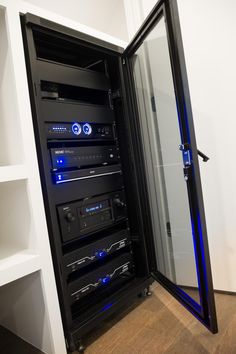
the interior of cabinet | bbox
[33,28,109,74]
[33,25,149,283]
[0,8,23,166]
[28,22,151,338]
[0,271,52,353]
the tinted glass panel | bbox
[131,16,200,304]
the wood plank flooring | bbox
[82,284,236,354]
[1,283,236,353]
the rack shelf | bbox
[0,250,40,287]
[0,165,27,183]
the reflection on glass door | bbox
[131,16,200,304]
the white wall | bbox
[124,0,236,292]
[177,0,236,293]
[25,0,129,41]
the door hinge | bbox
[151,96,156,112]
[166,221,172,237]
[122,58,126,65]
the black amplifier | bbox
[53,164,122,184]
[63,228,131,275]
[68,253,133,303]
[50,145,120,170]
[57,190,127,243]
[46,122,114,140]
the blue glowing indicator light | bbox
[100,302,114,313]
[52,126,67,132]
[56,158,65,165]
[83,123,92,135]
[96,250,107,258]
[72,123,82,135]
[102,276,111,284]
[55,174,64,184]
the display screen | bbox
[80,200,109,216]
[85,204,103,213]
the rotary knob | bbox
[113,198,125,208]
[71,123,82,135]
[83,123,92,135]
[65,211,76,222]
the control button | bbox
[72,123,82,135]
[56,174,63,182]
[83,123,92,135]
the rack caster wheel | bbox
[77,341,85,353]
[138,287,152,298]
[146,286,152,297]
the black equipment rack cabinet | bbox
[21,0,218,352]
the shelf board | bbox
[0,165,27,183]
[0,250,41,287]
[0,1,8,9]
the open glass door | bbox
[122,0,217,332]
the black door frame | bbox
[122,0,218,333]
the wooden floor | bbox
[2,283,236,353]
[81,284,236,354]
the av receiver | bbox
[63,228,131,275]
[50,145,120,170]
[68,253,134,303]
[57,190,127,242]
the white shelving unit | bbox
[0,1,66,353]
[0,165,27,182]
[0,251,40,287]
[0,1,127,353]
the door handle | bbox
[197,149,209,162]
